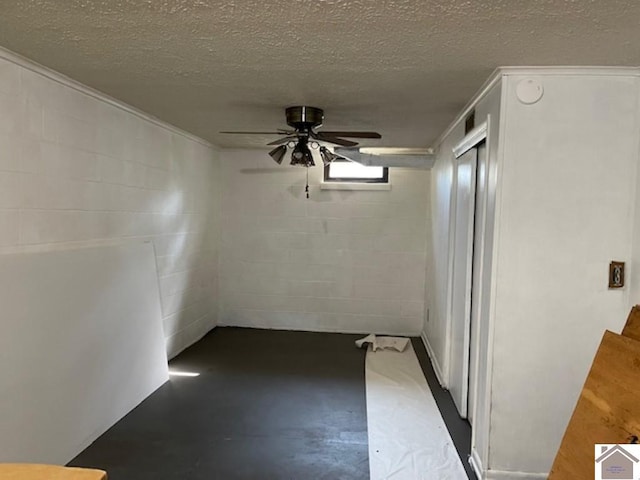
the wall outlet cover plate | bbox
[609,261,625,289]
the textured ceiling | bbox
[1,1,639,148]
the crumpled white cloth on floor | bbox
[365,342,468,480]
[355,334,410,352]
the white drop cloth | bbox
[365,342,468,480]
[355,334,410,352]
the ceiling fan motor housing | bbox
[286,106,324,131]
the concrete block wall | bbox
[218,149,429,335]
[0,53,220,358]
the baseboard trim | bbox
[485,470,547,479]
[216,321,420,338]
[167,325,217,360]
[420,331,447,388]
[468,448,547,480]
[469,448,483,479]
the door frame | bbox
[448,147,477,418]
[445,121,488,419]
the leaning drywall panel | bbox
[488,73,640,475]
[0,51,220,360]
[0,242,169,464]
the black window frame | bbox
[323,160,389,184]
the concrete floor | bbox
[412,338,474,479]
[70,328,472,479]
[69,328,369,479]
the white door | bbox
[449,148,477,418]
[467,142,486,425]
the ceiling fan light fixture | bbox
[223,106,382,165]
[269,145,287,164]
[291,140,315,166]
[319,146,343,166]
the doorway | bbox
[449,126,487,422]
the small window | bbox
[324,160,389,183]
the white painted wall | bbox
[466,83,503,474]
[422,79,503,477]
[423,69,640,479]
[219,149,429,335]
[0,51,221,358]
[488,72,640,476]
[0,242,168,464]
[423,121,462,381]
[422,81,502,395]
[629,108,640,302]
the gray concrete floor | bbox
[70,328,472,479]
[412,338,474,479]
[69,328,369,479]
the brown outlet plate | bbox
[609,261,625,289]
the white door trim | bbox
[454,122,488,159]
[448,147,478,417]
[467,112,498,474]
[446,120,490,418]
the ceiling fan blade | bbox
[313,132,359,147]
[267,136,298,146]
[219,130,294,135]
[319,131,382,139]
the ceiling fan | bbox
[221,106,382,167]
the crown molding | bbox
[433,66,640,149]
[0,46,212,148]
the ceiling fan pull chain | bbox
[305,167,310,199]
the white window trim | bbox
[320,182,391,191]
